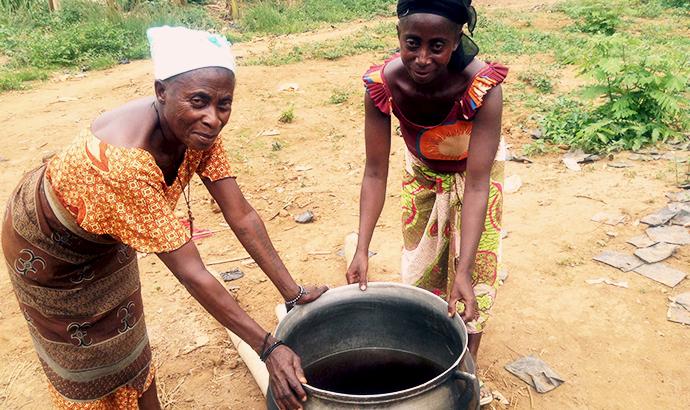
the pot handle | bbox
[453,370,479,410]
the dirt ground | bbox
[1,2,689,409]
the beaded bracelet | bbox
[284,284,306,309]
[260,340,285,362]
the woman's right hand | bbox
[345,250,369,291]
[265,344,308,410]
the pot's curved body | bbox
[267,283,480,409]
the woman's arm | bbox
[345,93,392,290]
[204,177,326,303]
[157,243,313,410]
[447,85,503,320]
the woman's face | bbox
[156,67,235,151]
[398,13,460,85]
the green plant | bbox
[0,67,48,91]
[517,70,555,93]
[329,89,351,104]
[522,139,558,156]
[0,0,219,90]
[541,34,689,152]
[559,0,622,35]
[279,106,295,123]
[271,141,283,151]
[238,0,394,35]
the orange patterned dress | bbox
[2,131,233,409]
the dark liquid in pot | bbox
[304,349,447,395]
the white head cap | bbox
[147,26,236,80]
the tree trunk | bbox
[227,0,240,20]
[47,0,60,11]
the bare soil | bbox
[1,2,689,409]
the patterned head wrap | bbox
[147,26,236,80]
[396,0,479,70]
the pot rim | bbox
[279,282,469,405]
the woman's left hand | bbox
[447,273,478,323]
[286,285,328,311]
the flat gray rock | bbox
[627,235,657,248]
[593,251,644,272]
[646,226,690,245]
[672,292,690,309]
[671,209,690,227]
[666,191,690,203]
[667,293,690,325]
[607,162,632,168]
[591,212,627,226]
[505,356,565,393]
[633,242,678,264]
[633,263,687,288]
[640,206,680,226]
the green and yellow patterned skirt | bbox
[401,150,504,333]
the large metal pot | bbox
[267,282,479,409]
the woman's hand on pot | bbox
[266,345,308,410]
[294,285,329,306]
[447,273,479,323]
[345,250,369,291]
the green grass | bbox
[328,89,351,104]
[238,0,395,35]
[0,0,219,89]
[0,67,49,91]
[244,24,396,66]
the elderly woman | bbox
[1,27,324,410]
[345,0,507,404]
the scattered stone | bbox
[633,242,678,264]
[645,225,690,245]
[605,231,617,238]
[640,206,680,226]
[633,263,687,288]
[591,212,627,226]
[492,390,510,405]
[629,153,661,161]
[504,175,522,194]
[181,334,210,355]
[505,356,565,393]
[607,162,632,168]
[118,58,130,65]
[593,250,644,272]
[585,277,629,288]
[295,165,313,172]
[220,268,244,282]
[501,229,509,239]
[257,129,280,137]
[498,269,509,283]
[668,299,690,325]
[529,128,543,139]
[295,210,314,224]
[506,150,533,164]
[627,235,657,249]
[277,82,300,92]
[671,208,690,227]
[0,156,8,162]
[562,154,582,171]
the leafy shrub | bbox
[541,34,689,152]
[559,0,622,35]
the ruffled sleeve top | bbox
[363,56,508,173]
